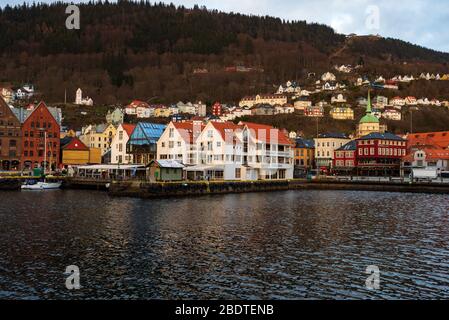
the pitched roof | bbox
[403,148,449,162]
[336,140,357,151]
[61,137,89,151]
[172,121,205,143]
[121,123,136,137]
[407,131,449,150]
[129,122,166,145]
[210,121,243,141]
[151,160,185,168]
[241,122,293,145]
[16,101,62,126]
[318,133,348,139]
[358,132,405,141]
[295,138,315,149]
[127,100,149,109]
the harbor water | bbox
[0,189,448,299]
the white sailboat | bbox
[22,132,62,190]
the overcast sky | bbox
[2,0,449,53]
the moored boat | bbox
[21,181,62,190]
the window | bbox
[169,141,174,148]
[169,128,174,138]
[119,131,123,140]
[235,168,241,179]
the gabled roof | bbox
[317,133,348,139]
[295,138,315,149]
[210,121,243,141]
[127,100,150,109]
[129,122,166,145]
[61,137,89,151]
[241,122,292,145]
[403,148,449,162]
[172,121,205,143]
[407,131,449,149]
[358,132,405,141]
[150,160,185,168]
[121,123,136,137]
[336,140,357,151]
[14,101,62,126]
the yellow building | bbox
[293,138,315,176]
[80,123,117,156]
[61,137,101,166]
[239,94,288,108]
[154,107,172,118]
[330,106,354,120]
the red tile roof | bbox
[173,121,205,143]
[403,147,449,162]
[121,124,136,137]
[127,100,149,109]
[407,131,449,150]
[240,122,293,145]
[210,122,243,141]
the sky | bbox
[2,0,449,53]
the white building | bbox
[111,124,136,164]
[159,121,294,180]
[321,72,336,82]
[157,121,205,166]
[75,88,94,106]
[331,94,347,104]
[382,109,402,121]
[239,94,288,108]
[314,133,351,169]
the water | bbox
[0,189,448,299]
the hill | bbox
[1,1,449,106]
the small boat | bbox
[21,181,62,190]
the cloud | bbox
[3,0,449,52]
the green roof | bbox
[359,114,379,123]
[359,91,379,124]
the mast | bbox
[44,132,47,175]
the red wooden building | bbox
[0,97,22,170]
[212,102,222,116]
[333,140,357,174]
[21,102,60,170]
[356,132,407,176]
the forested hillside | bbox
[0,1,448,105]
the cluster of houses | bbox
[1,92,448,181]
[0,84,36,104]
[123,100,207,119]
[294,94,449,178]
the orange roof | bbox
[210,121,243,141]
[127,100,149,108]
[407,131,449,150]
[173,121,205,143]
[121,123,136,137]
[240,122,293,145]
[403,147,449,162]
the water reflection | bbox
[0,190,448,299]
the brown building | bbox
[21,102,60,170]
[0,98,22,170]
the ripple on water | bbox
[0,189,448,299]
